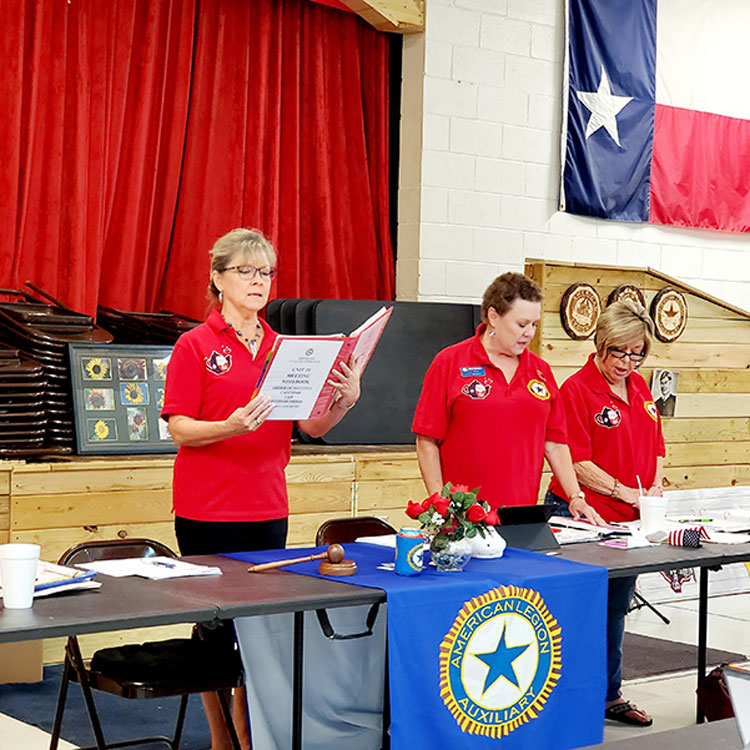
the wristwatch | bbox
[568,491,586,502]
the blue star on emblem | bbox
[473,623,531,695]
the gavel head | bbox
[327,544,345,564]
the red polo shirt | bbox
[162,310,292,522]
[412,326,567,510]
[549,354,666,523]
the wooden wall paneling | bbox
[542,314,750,345]
[662,464,750,491]
[355,453,420,481]
[287,482,354,514]
[356,479,426,511]
[542,339,750,370]
[287,511,353,547]
[10,489,172,531]
[647,370,750,393]
[665,442,750,467]
[12,461,174,496]
[662,417,750,443]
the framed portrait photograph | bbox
[651,369,679,418]
[69,344,177,455]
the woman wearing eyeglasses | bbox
[546,299,665,728]
[162,227,360,750]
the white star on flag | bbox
[576,67,633,147]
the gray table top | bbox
[580,718,741,749]
[0,555,385,643]
[556,540,750,577]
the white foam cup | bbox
[639,496,668,535]
[0,543,41,609]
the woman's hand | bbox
[328,359,361,410]
[569,496,608,527]
[224,395,274,437]
[296,356,363,438]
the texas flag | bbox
[561,0,750,233]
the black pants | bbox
[174,516,288,556]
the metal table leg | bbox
[293,611,304,750]
[696,566,708,724]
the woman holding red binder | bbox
[161,227,360,750]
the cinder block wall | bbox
[396,0,750,310]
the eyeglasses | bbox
[221,265,277,280]
[607,347,645,365]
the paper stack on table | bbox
[0,560,101,599]
[77,556,222,580]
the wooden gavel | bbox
[247,543,345,573]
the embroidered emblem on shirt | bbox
[644,400,659,422]
[205,348,232,375]
[594,406,621,428]
[462,377,492,400]
[460,366,486,377]
[527,379,550,400]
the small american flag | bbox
[667,526,710,548]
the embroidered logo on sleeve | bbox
[462,377,492,400]
[205,348,232,375]
[527,379,550,400]
[644,400,659,422]
[594,406,621,428]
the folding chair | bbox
[49,538,243,750]
[315,515,396,545]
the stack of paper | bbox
[77,556,222,580]
[0,560,101,599]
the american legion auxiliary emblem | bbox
[439,585,561,738]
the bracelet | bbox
[568,491,585,502]
[610,478,620,498]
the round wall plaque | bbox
[607,284,646,309]
[650,287,688,342]
[560,283,602,340]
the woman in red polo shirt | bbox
[412,272,602,521]
[162,227,361,750]
[546,299,665,728]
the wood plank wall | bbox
[526,259,750,494]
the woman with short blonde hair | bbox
[546,299,664,728]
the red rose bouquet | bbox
[406,482,498,553]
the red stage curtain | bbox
[1,0,394,319]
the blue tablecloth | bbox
[228,544,607,750]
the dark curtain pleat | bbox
[1,0,393,318]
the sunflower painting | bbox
[120,382,150,406]
[84,388,115,411]
[152,356,170,381]
[117,358,147,380]
[87,418,117,441]
[82,357,112,381]
[127,408,148,441]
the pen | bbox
[148,560,176,568]
[678,518,712,523]
[250,347,275,400]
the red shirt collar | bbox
[580,352,636,402]
[470,323,532,375]
[206,309,277,358]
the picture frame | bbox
[69,343,176,455]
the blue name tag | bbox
[460,366,485,377]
